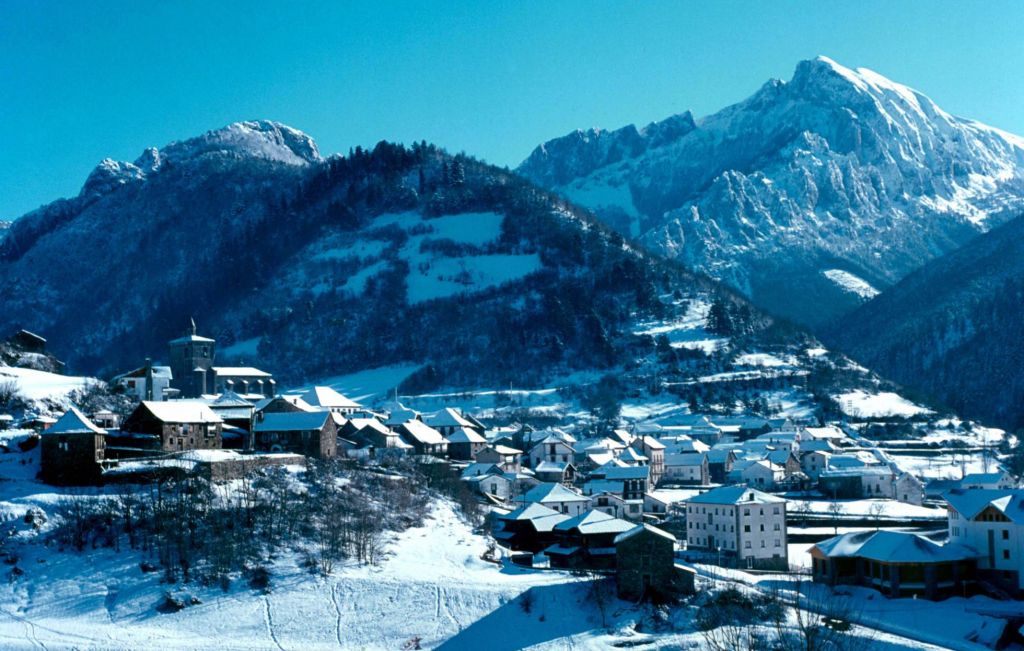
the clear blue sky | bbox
[2,1,1023,220]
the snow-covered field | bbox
[0,365,96,404]
[822,269,880,299]
[833,389,931,418]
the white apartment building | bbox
[684,485,788,570]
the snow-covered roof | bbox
[522,482,589,504]
[534,461,572,474]
[113,365,173,380]
[253,411,330,432]
[499,502,561,521]
[399,420,446,445]
[618,447,647,463]
[209,390,255,408]
[944,489,1024,523]
[554,509,634,535]
[445,427,486,444]
[140,401,222,424]
[299,386,361,409]
[614,523,677,545]
[424,407,475,429]
[212,367,272,378]
[602,465,650,481]
[168,334,215,345]
[45,406,105,435]
[462,463,503,478]
[665,452,706,467]
[803,426,846,440]
[253,395,316,413]
[350,418,392,436]
[685,485,786,506]
[491,444,522,455]
[962,472,1009,484]
[814,530,981,564]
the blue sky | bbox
[2,1,1023,219]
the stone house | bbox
[615,524,692,601]
[120,401,223,453]
[40,406,106,485]
[445,426,488,461]
[252,411,337,459]
[396,420,448,457]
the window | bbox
[760,540,766,548]
[745,541,751,549]
[1003,530,1010,540]
[774,523,780,531]
[1004,550,1011,560]
[744,508,750,516]
[773,507,780,514]
[775,539,781,547]
[759,524,765,532]
[744,525,751,533]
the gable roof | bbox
[554,509,634,535]
[299,386,361,409]
[522,482,589,504]
[212,367,272,378]
[253,411,331,432]
[46,406,105,435]
[944,489,1024,523]
[462,463,503,478]
[209,390,255,408]
[424,407,475,429]
[253,395,316,412]
[615,523,677,545]
[168,333,215,345]
[445,427,486,444]
[398,419,446,445]
[138,401,222,424]
[665,452,707,466]
[685,484,786,506]
[114,365,173,380]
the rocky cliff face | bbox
[520,57,1024,326]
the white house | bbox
[530,435,575,468]
[732,459,785,490]
[945,489,1024,594]
[298,386,362,416]
[684,485,788,570]
[518,482,590,517]
[663,452,709,485]
[113,365,173,401]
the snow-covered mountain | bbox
[0,120,795,394]
[519,57,1024,326]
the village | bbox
[1,322,1022,648]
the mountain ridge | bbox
[518,56,1024,327]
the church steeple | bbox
[190,317,197,336]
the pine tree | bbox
[450,159,465,186]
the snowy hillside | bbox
[519,56,1024,327]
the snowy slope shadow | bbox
[437,581,602,650]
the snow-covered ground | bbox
[822,269,880,299]
[833,389,931,418]
[787,498,944,520]
[0,365,96,405]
